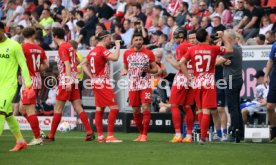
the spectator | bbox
[122,19,134,47]
[232,0,249,27]
[241,70,268,123]
[62,0,74,11]
[94,0,115,20]
[148,15,160,35]
[43,0,52,10]
[158,16,170,37]
[43,24,52,45]
[34,0,44,17]
[133,3,147,25]
[201,16,212,34]
[211,16,226,35]
[75,20,87,49]
[11,25,23,43]
[167,16,178,41]
[18,11,32,28]
[35,36,52,50]
[259,15,273,35]
[36,9,54,36]
[147,30,163,50]
[197,0,209,18]
[52,0,64,22]
[145,2,154,29]
[111,33,126,49]
[133,19,149,45]
[246,34,266,45]
[114,23,124,36]
[24,0,37,13]
[124,4,135,21]
[185,15,201,31]
[235,0,264,41]
[210,0,233,28]
[83,6,99,46]
[6,0,24,26]
[95,23,106,36]
[265,30,275,45]
[235,32,246,45]
[175,2,189,27]
[64,24,71,42]
[89,35,98,50]
[153,5,164,17]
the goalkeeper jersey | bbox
[0,38,31,89]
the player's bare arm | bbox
[64,60,72,92]
[120,64,128,76]
[178,57,190,80]
[107,40,121,61]
[144,62,158,74]
[39,59,50,72]
[264,59,273,84]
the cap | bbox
[254,70,265,78]
[152,30,163,36]
[113,11,124,17]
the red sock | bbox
[197,112,203,126]
[201,114,210,141]
[23,113,29,121]
[28,114,40,139]
[48,113,62,138]
[107,109,119,136]
[171,106,181,133]
[95,111,103,136]
[142,111,151,136]
[79,111,93,135]
[184,107,194,134]
[133,113,143,134]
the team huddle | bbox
[1,19,274,152]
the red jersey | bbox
[124,47,155,91]
[56,42,78,85]
[184,44,226,87]
[86,46,112,83]
[173,41,193,87]
[22,43,47,89]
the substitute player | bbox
[81,31,122,143]
[121,32,158,142]
[180,29,233,144]
[0,21,33,151]
[264,41,276,141]
[19,27,49,146]
[165,27,194,143]
[43,28,93,142]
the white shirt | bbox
[259,24,273,35]
[122,28,134,46]
[255,84,269,100]
[14,5,24,23]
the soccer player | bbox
[0,21,33,151]
[264,41,276,141]
[43,28,94,142]
[19,27,49,145]
[165,27,194,143]
[180,29,233,144]
[121,32,158,142]
[81,31,122,143]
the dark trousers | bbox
[225,78,244,137]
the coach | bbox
[216,30,244,142]
[264,42,276,141]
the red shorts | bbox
[56,84,80,101]
[93,84,117,107]
[129,88,152,107]
[21,89,39,105]
[194,87,217,109]
[169,86,194,106]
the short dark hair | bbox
[96,30,110,41]
[75,10,83,18]
[24,11,31,16]
[96,23,106,30]
[87,6,96,13]
[0,21,5,30]
[196,28,208,42]
[257,34,266,41]
[22,27,36,38]
[245,0,255,6]
[69,40,78,50]
[168,16,176,22]
[181,2,189,8]
[173,27,187,40]
[188,30,197,35]
[43,0,52,6]
[112,33,122,41]
[17,25,24,30]
[134,4,142,10]
[76,20,85,28]
[132,32,143,40]
[52,27,65,39]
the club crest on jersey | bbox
[6,48,10,52]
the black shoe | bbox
[84,132,95,142]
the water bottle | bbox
[209,126,213,142]
[253,119,258,128]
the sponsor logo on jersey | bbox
[0,54,10,58]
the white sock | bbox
[175,133,181,137]
[98,135,104,139]
[186,134,192,138]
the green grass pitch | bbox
[0,131,275,165]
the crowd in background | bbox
[0,0,275,51]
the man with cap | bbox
[241,70,269,123]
